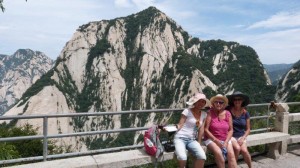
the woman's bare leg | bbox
[207,143,225,168]
[240,143,252,168]
[231,138,241,160]
[178,160,186,168]
[194,159,205,168]
[227,143,237,168]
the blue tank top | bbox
[232,111,250,138]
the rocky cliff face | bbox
[276,60,300,101]
[0,49,53,115]
[3,7,272,151]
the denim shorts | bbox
[174,137,206,160]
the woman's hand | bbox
[238,137,245,146]
[222,141,228,149]
[214,139,223,148]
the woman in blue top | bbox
[227,91,252,168]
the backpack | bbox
[144,125,164,159]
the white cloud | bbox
[232,24,246,29]
[178,11,197,19]
[0,25,9,30]
[230,28,300,64]
[114,0,156,9]
[115,0,132,8]
[248,12,300,29]
[132,0,156,9]
[1,0,299,64]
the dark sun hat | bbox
[227,91,250,107]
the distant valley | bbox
[264,63,293,85]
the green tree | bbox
[0,122,57,160]
[0,0,4,12]
[1,0,27,12]
[0,143,19,160]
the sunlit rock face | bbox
[0,49,53,115]
[276,60,300,102]
[3,7,272,152]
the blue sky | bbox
[1,0,300,64]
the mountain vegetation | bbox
[0,122,58,162]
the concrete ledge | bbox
[247,132,290,160]
[247,132,290,146]
[289,113,300,122]
[6,156,98,168]
[94,149,174,168]
[287,134,300,144]
[7,133,291,168]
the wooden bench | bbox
[247,132,290,159]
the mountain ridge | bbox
[0,49,53,115]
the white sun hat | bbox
[186,93,210,107]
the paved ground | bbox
[238,144,300,168]
[6,144,300,168]
[205,144,300,168]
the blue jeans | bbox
[174,137,206,160]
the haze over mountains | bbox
[1,7,299,151]
[264,63,293,85]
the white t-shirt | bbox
[175,108,207,139]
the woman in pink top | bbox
[204,94,237,168]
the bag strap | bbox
[153,125,164,168]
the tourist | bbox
[204,94,237,168]
[227,91,252,168]
[174,93,210,168]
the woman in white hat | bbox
[227,91,252,168]
[174,93,210,168]
[204,94,237,168]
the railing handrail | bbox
[0,108,184,120]
[1,101,299,120]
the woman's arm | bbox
[244,118,251,137]
[204,113,217,140]
[176,114,187,130]
[198,119,205,143]
[238,117,251,145]
[224,113,233,148]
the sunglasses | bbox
[234,98,243,101]
[214,101,224,105]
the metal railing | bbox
[0,102,299,165]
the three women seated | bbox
[174,91,252,168]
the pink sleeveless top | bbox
[206,109,231,141]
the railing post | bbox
[274,103,289,155]
[43,117,48,161]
